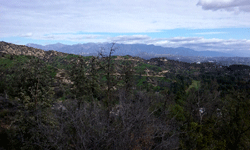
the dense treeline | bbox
[1,46,250,149]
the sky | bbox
[1,0,250,53]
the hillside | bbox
[0,41,68,60]
[0,42,250,149]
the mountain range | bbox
[26,43,239,58]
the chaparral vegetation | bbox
[1,42,250,149]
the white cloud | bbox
[39,34,100,40]
[167,37,203,42]
[197,0,250,12]
[109,35,151,44]
[1,0,250,38]
[37,33,106,43]
[19,32,33,37]
[156,37,250,52]
[107,35,250,53]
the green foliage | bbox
[46,64,57,78]
[65,54,80,60]
[124,55,129,59]
[2,46,250,149]
[1,57,55,149]
[120,60,135,96]
[159,77,171,83]
[5,59,54,100]
[83,56,93,60]
[70,57,89,107]
[135,63,162,74]
[186,80,200,93]
[137,76,147,87]
[0,58,15,68]
[101,76,107,81]
[218,90,250,149]
[69,56,102,107]
[169,104,185,121]
[0,54,33,70]
[15,54,32,63]
[153,86,161,92]
[111,55,117,59]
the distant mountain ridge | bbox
[26,43,66,51]
[26,43,235,58]
[1,41,250,66]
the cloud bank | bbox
[109,35,250,53]
[1,0,250,38]
[197,0,250,12]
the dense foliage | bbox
[1,47,250,149]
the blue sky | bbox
[1,0,250,53]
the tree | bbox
[98,43,120,117]
[219,89,250,149]
[120,60,135,98]
[4,57,55,149]
[70,56,89,108]
[5,58,54,110]
[180,80,222,149]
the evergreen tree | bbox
[219,89,250,149]
[4,58,55,149]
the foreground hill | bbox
[0,42,250,149]
[0,41,68,60]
